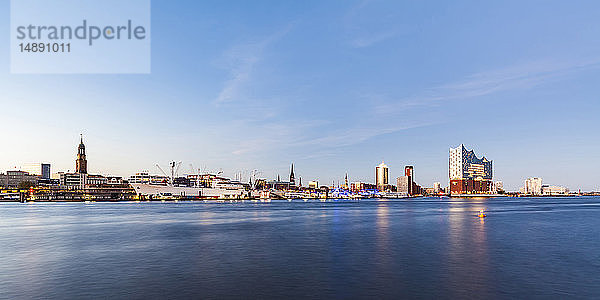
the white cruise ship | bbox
[129,162,247,199]
[130,183,246,199]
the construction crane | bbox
[155,161,182,185]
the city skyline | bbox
[2,1,600,191]
[0,136,585,193]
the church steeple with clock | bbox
[76,134,88,174]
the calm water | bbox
[0,197,599,299]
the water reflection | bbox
[0,198,599,298]
[373,202,394,295]
[446,200,490,298]
[375,202,390,252]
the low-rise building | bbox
[106,176,124,185]
[60,172,87,189]
[87,174,108,186]
[350,182,377,192]
[397,176,410,194]
[494,181,504,193]
[0,171,39,188]
[542,185,569,195]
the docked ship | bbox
[129,162,248,200]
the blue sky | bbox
[1,0,600,191]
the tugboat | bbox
[478,210,487,218]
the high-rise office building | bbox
[449,144,493,194]
[23,163,51,179]
[41,164,50,179]
[375,162,389,191]
[405,166,414,177]
[405,166,414,195]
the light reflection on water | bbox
[0,197,599,299]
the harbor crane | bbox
[155,161,182,185]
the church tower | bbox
[76,134,88,174]
[289,163,295,185]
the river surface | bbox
[0,197,599,299]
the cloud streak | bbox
[374,56,600,115]
[350,30,398,48]
[291,122,435,149]
[343,0,402,48]
[214,25,294,105]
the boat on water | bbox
[0,192,20,201]
[379,191,409,199]
[130,183,245,199]
[129,162,247,200]
[478,210,487,218]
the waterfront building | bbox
[0,171,39,188]
[405,166,414,176]
[412,184,423,195]
[449,144,492,181]
[23,163,51,179]
[106,176,124,185]
[350,181,377,192]
[263,164,298,191]
[449,144,493,194]
[58,136,111,189]
[76,135,88,174]
[521,178,568,196]
[396,166,423,196]
[433,182,442,193]
[523,177,543,195]
[494,181,504,193]
[397,176,410,195]
[375,162,389,191]
[60,172,87,189]
[542,185,569,195]
[405,166,414,195]
[266,179,292,190]
[87,174,108,186]
[308,181,319,189]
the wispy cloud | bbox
[295,123,431,148]
[229,119,329,156]
[350,30,398,48]
[343,0,401,48]
[228,121,436,163]
[374,56,600,115]
[214,25,294,105]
